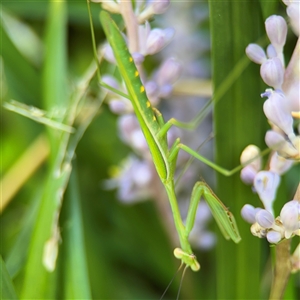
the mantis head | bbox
[173,248,200,272]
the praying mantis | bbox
[88,5,243,271]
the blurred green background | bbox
[1,0,299,299]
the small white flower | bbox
[265,15,288,54]
[152,0,170,14]
[286,3,300,36]
[108,98,132,114]
[155,57,182,86]
[146,29,166,55]
[245,43,267,64]
[240,144,261,171]
[253,171,281,213]
[118,115,140,144]
[280,200,300,238]
[266,44,277,58]
[138,0,170,23]
[266,230,282,243]
[103,43,116,64]
[256,209,275,228]
[262,89,294,137]
[265,130,299,159]
[240,165,257,185]
[241,204,260,224]
[104,156,154,203]
[140,26,175,56]
[269,152,294,175]
[118,115,150,155]
[260,57,284,89]
[131,52,145,65]
[102,74,120,92]
[131,130,149,152]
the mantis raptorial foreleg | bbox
[184,182,240,242]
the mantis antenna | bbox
[159,263,184,300]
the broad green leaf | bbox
[19,2,68,298]
[1,256,19,300]
[0,13,41,104]
[60,166,92,299]
[209,2,269,299]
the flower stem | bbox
[120,0,139,53]
[269,239,291,300]
[269,184,300,299]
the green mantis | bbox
[88,6,242,271]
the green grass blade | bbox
[0,13,41,104]
[209,2,269,299]
[1,256,19,300]
[19,1,68,298]
[5,194,40,279]
[61,165,92,299]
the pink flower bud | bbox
[245,44,267,64]
[103,43,116,64]
[146,29,165,55]
[145,81,158,97]
[144,81,160,105]
[287,3,300,36]
[114,157,154,203]
[240,165,257,185]
[138,22,151,55]
[156,57,182,86]
[265,15,288,53]
[265,130,285,149]
[280,200,300,238]
[158,84,173,98]
[269,152,294,175]
[266,44,277,58]
[118,115,140,144]
[256,209,275,228]
[152,0,170,14]
[265,130,299,159]
[102,75,120,92]
[131,52,145,65]
[108,99,132,114]
[240,144,261,171]
[131,129,148,152]
[241,204,258,224]
[146,27,175,55]
[253,171,280,213]
[132,160,152,186]
[262,90,294,136]
[138,1,170,23]
[266,230,282,243]
[260,57,284,89]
